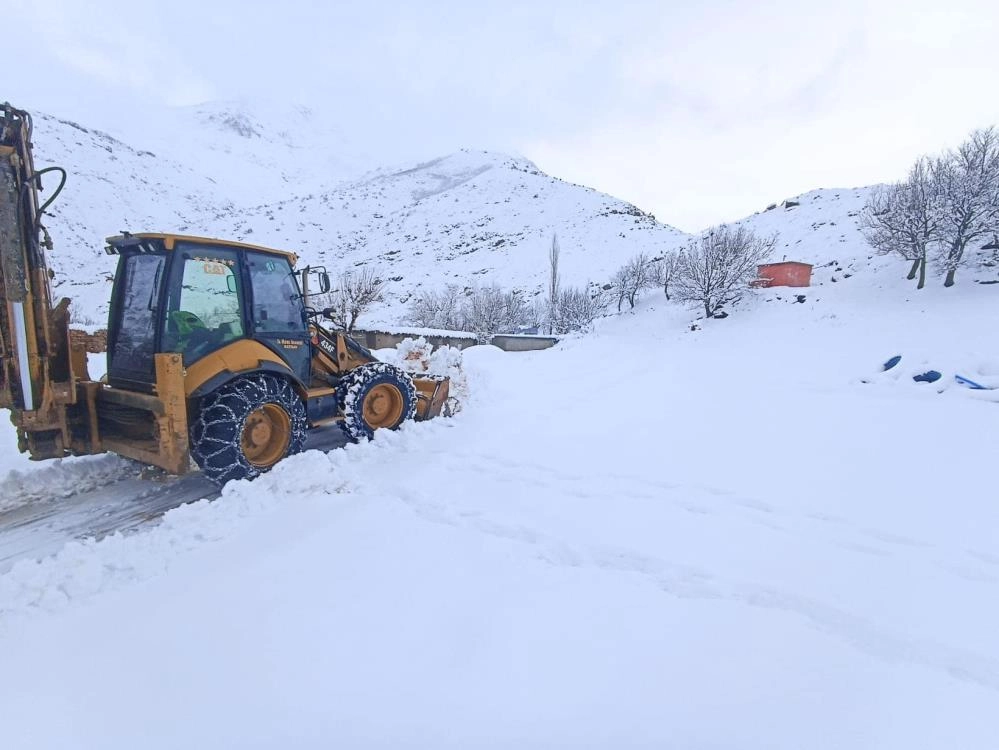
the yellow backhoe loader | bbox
[0,103,450,484]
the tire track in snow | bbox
[0,429,350,575]
[458,451,999,582]
[389,466,999,693]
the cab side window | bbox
[162,250,244,360]
[108,252,165,385]
[246,252,304,334]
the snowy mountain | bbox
[32,111,226,324]
[31,101,999,332]
[30,103,688,326]
[131,100,376,203]
[211,149,690,323]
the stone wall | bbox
[69,329,108,353]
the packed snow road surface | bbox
[0,428,349,574]
[1,281,998,748]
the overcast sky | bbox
[6,0,999,231]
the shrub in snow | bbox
[461,284,530,341]
[406,284,529,340]
[407,284,464,330]
[550,286,607,334]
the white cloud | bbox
[6,0,999,229]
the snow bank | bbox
[0,455,139,514]
[0,353,116,508]
[374,337,470,403]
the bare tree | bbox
[552,286,607,333]
[860,157,943,289]
[320,268,385,332]
[648,252,680,300]
[613,253,653,311]
[673,225,776,318]
[547,233,560,335]
[460,284,530,340]
[527,296,548,332]
[407,284,463,330]
[933,127,999,286]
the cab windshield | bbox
[162,244,245,363]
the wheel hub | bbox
[241,403,292,468]
[362,383,404,428]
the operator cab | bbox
[105,233,311,391]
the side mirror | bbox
[298,265,331,298]
[226,274,238,293]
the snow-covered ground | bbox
[4,100,999,748]
[0,354,111,491]
[2,255,998,747]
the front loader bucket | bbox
[412,374,451,420]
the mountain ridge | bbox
[26,101,888,327]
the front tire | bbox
[190,373,307,484]
[338,363,417,441]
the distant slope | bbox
[721,186,908,296]
[127,100,375,205]
[726,188,874,264]
[211,149,691,323]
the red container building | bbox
[754,261,812,288]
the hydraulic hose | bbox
[33,166,67,218]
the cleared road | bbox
[0,428,349,573]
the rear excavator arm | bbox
[0,103,87,457]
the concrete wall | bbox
[69,327,558,355]
[353,329,559,353]
[352,329,479,351]
[488,334,559,352]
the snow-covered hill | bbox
[125,100,376,204]
[731,188,874,264]
[30,103,688,326]
[211,149,690,322]
[32,111,227,323]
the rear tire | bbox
[338,363,417,441]
[190,373,307,484]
